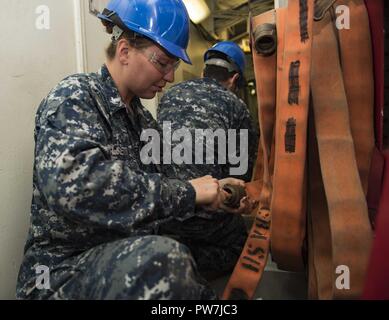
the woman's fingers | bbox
[191,175,258,215]
[190,175,220,206]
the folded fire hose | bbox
[223,0,377,300]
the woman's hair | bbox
[102,21,153,60]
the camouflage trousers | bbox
[22,212,246,300]
[158,212,248,281]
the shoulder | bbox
[209,84,247,112]
[47,73,98,104]
[163,78,208,97]
[40,73,99,113]
[35,73,105,130]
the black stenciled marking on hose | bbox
[288,61,301,105]
[300,0,309,42]
[242,263,260,273]
[247,247,265,256]
[229,288,249,300]
[285,118,297,153]
[255,217,270,229]
[243,256,261,266]
[250,230,267,240]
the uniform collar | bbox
[97,65,149,127]
[201,77,228,91]
[97,64,128,115]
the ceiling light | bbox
[182,0,211,24]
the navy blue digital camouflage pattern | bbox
[157,77,259,182]
[16,65,246,300]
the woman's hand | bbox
[189,176,258,214]
[189,176,221,208]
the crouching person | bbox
[16,0,253,300]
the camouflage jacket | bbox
[19,65,197,283]
[157,77,258,182]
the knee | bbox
[142,236,194,273]
[132,236,212,299]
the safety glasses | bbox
[141,50,181,75]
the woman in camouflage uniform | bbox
[16,0,251,300]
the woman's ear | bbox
[117,39,130,65]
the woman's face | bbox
[125,44,179,99]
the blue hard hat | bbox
[98,0,191,64]
[204,41,246,75]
